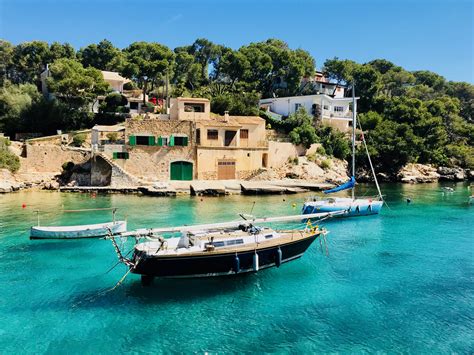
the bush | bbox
[0,149,20,173]
[316,146,326,155]
[62,161,75,171]
[287,156,299,165]
[320,159,331,170]
[123,82,137,90]
[72,133,86,147]
[106,132,118,142]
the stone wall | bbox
[123,118,196,181]
[268,141,300,168]
[21,144,90,174]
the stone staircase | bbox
[95,152,143,187]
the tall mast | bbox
[351,82,356,200]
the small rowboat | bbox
[30,220,127,239]
[30,207,126,239]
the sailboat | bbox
[108,211,343,285]
[302,83,383,217]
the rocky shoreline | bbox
[1,161,472,195]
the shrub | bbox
[287,156,299,165]
[316,146,326,155]
[123,82,137,90]
[306,153,317,162]
[106,132,118,142]
[320,159,331,170]
[0,149,20,173]
[62,161,75,171]
[72,133,86,147]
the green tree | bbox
[11,41,51,86]
[286,108,318,148]
[0,82,41,136]
[78,39,123,71]
[47,58,110,107]
[122,42,174,104]
[49,42,76,62]
[0,40,14,85]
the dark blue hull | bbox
[131,234,318,279]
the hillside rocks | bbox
[437,166,466,181]
[397,164,440,183]
[249,155,349,184]
[0,169,21,193]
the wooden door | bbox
[217,160,236,180]
[170,161,193,180]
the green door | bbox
[170,161,193,180]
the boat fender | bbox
[355,205,360,213]
[234,255,240,273]
[368,204,372,212]
[276,247,282,268]
[253,252,259,272]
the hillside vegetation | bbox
[0,39,472,174]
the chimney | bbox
[224,110,229,122]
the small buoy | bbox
[253,252,259,272]
[200,198,203,202]
[234,255,240,273]
[283,198,286,202]
[21,203,26,209]
[275,247,282,268]
[406,198,411,204]
[292,203,296,208]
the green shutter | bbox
[124,152,129,159]
[129,136,136,146]
[112,152,117,159]
[183,136,188,146]
[157,137,163,146]
[169,135,175,147]
[148,136,155,146]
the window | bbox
[130,102,139,110]
[334,106,344,112]
[240,129,249,139]
[196,129,201,145]
[136,136,155,145]
[207,130,218,140]
[113,152,129,159]
[295,103,302,111]
[173,136,188,146]
[184,103,205,112]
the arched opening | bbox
[170,161,193,180]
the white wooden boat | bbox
[30,220,127,239]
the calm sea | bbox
[0,183,472,353]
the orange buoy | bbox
[21,203,26,208]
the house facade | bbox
[259,94,356,132]
[92,97,269,183]
[300,71,345,98]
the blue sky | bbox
[0,0,472,83]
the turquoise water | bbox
[0,183,472,353]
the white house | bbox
[301,71,345,98]
[259,94,357,132]
[40,67,148,114]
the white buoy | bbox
[253,252,259,272]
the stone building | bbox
[92,97,269,183]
